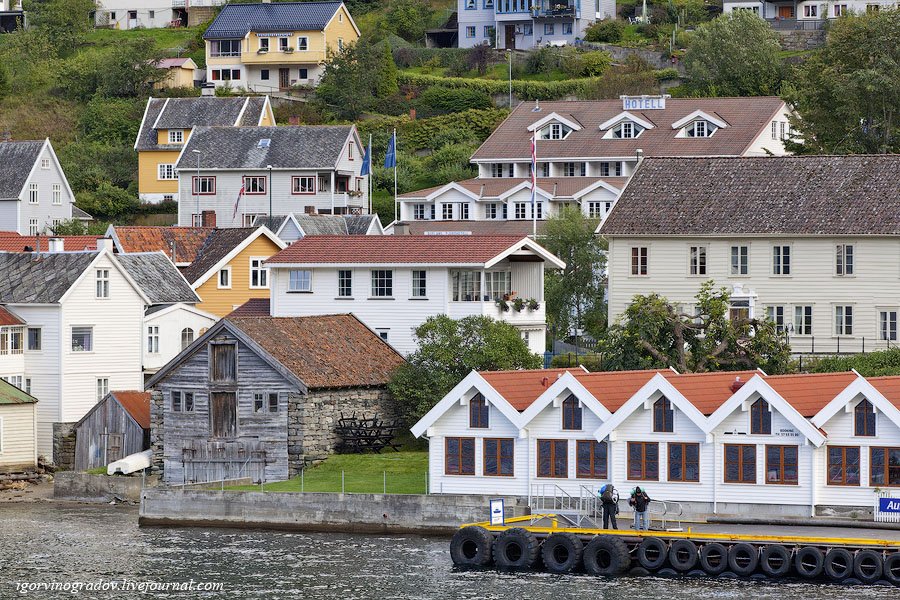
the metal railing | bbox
[766,18,826,30]
[530,483,601,527]
[648,499,684,531]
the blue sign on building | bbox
[879,497,900,513]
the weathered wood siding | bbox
[74,396,148,471]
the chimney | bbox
[636,149,644,163]
[393,222,409,235]
[201,210,217,228]
[304,205,317,215]
[288,116,301,126]
[48,238,64,253]
[201,83,216,97]
[730,376,745,393]
[96,238,114,252]
[409,108,416,121]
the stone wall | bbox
[776,29,826,51]
[149,390,165,473]
[287,387,394,476]
[54,471,151,503]
[52,422,76,470]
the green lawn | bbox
[228,451,429,494]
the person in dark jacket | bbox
[629,486,651,530]
[600,484,619,530]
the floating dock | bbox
[450,514,900,585]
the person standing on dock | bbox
[600,484,619,530]
[629,487,651,531]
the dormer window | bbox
[168,130,184,144]
[854,399,875,437]
[612,121,644,139]
[686,120,718,138]
[539,123,573,140]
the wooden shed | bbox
[74,391,150,471]
[0,378,37,471]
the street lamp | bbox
[267,164,273,219]
[192,149,202,226]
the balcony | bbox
[531,1,578,18]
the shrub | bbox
[414,86,492,115]
[584,19,625,43]
[75,182,139,220]
[397,72,592,100]
[549,353,603,371]
[563,50,612,77]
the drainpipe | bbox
[526,428,532,508]
[809,442,816,517]
[712,432,718,514]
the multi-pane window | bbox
[766,306,786,334]
[27,328,41,351]
[192,176,215,194]
[461,204,469,220]
[485,203,498,219]
[211,39,241,57]
[689,246,707,275]
[1,329,23,355]
[854,399,875,437]
[514,203,527,219]
[576,441,607,479]
[483,438,514,476]
[52,184,61,205]
[881,311,898,341]
[279,37,289,51]
[244,176,266,194]
[147,326,159,354]
[338,270,352,297]
[835,244,854,276]
[268,393,278,412]
[253,393,266,413]
[168,130,184,144]
[484,271,511,302]
[772,245,790,275]
[72,327,93,352]
[218,268,231,289]
[29,219,38,236]
[631,247,648,275]
[411,270,427,298]
[724,444,756,483]
[729,298,750,322]
[469,393,489,428]
[766,445,798,485]
[540,123,572,140]
[628,442,659,480]
[588,202,603,218]
[750,399,771,434]
[491,163,513,177]
[181,328,194,350]
[686,120,716,137]
[730,245,749,275]
[870,447,900,486]
[561,162,585,177]
[535,202,543,219]
[445,437,475,475]
[599,162,622,177]
[668,443,699,482]
[442,204,453,220]
[451,270,481,302]
[561,395,582,430]
[96,378,109,401]
[537,439,568,478]
[795,306,813,335]
[288,270,312,292]
[292,176,315,194]
[412,204,426,220]
[250,258,268,288]
[95,269,110,298]
[541,163,550,177]
[827,446,860,485]
[835,305,853,335]
[371,270,393,297]
[612,121,643,139]
[653,398,673,432]
[28,183,38,203]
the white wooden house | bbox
[0,139,76,235]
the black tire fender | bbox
[493,527,540,570]
[668,539,699,572]
[824,548,854,581]
[583,534,631,576]
[637,537,668,571]
[794,546,825,578]
[727,542,759,576]
[541,532,583,574]
[852,549,884,584]
[449,526,494,568]
[759,544,792,578]
[882,552,900,586]
[699,542,729,576]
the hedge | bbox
[393,47,476,69]
[398,72,595,100]
[356,108,509,152]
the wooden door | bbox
[210,392,237,439]
[279,68,290,90]
[106,433,124,463]
[778,6,795,18]
[505,25,516,50]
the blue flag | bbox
[384,131,396,169]
[360,137,372,176]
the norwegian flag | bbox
[232,184,245,220]
[530,133,537,207]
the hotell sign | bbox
[621,95,669,110]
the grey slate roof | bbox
[181,228,259,284]
[135,97,268,152]
[116,253,199,304]
[204,2,343,39]
[295,215,348,235]
[72,206,93,221]
[252,215,289,232]
[600,156,900,237]
[345,215,378,235]
[175,126,354,170]
[0,252,97,303]
[0,141,44,200]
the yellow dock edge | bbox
[461,514,900,549]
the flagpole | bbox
[393,128,398,223]
[367,134,373,215]
[532,134,537,238]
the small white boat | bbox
[107,449,152,476]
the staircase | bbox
[530,484,603,529]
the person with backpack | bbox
[629,486,651,530]
[599,484,619,530]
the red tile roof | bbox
[228,298,271,317]
[862,376,900,411]
[664,370,760,415]
[481,369,576,411]
[266,235,528,265]
[574,369,677,412]
[0,234,103,252]
[760,372,859,417]
[111,391,151,429]
[111,226,215,263]
[0,306,24,326]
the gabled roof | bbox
[295,214,350,235]
[601,156,900,236]
[810,375,900,432]
[112,391,151,429]
[265,235,565,268]
[519,370,613,424]
[204,1,345,39]
[156,58,197,69]
[0,140,45,200]
[598,111,656,132]
[388,220,548,237]
[228,297,271,317]
[116,252,199,304]
[0,377,37,405]
[666,370,760,415]
[108,226,215,264]
[572,369,677,412]
[765,372,859,418]
[134,97,273,152]
[175,125,356,170]
[867,376,900,411]
[471,97,785,161]
[345,214,381,235]
[0,252,99,303]
[72,206,93,221]
[480,369,575,411]
[397,177,626,200]
[181,227,285,286]
[0,233,103,252]
[671,109,728,130]
[0,306,24,326]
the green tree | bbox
[683,11,782,96]
[316,38,399,119]
[50,219,112,235]
[601,281,792,374]
[60,38,166,101]
[23,0,95,57]
[387,315,542,426]
[385,0,433,43]
[541,208,607,345]
[75,182,138,220]
[783,10,900,154]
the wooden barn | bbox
[0,378,37,471]
[74,391,151,471]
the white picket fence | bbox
[874,490,900,523]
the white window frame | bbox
[486,203,498,219]
[292,176,316,194]
[96,377,109,401]
[442,204,453,220]
[879,309,898,342]
[168,130,184,144]
[147,325,160,354]
[249,257,269,289]
[794,305,813,336]
[51,184,62,205]
[218,266,232,289]
[297,36,308,50]
[835,305,854,336]
[631,246,649,276]
[411,270,427,299]
[181,327,195,350]
[28,183,38,204]
[514,203,527,220]
[40,158,50,169]
[27,327,41,351]
[766,305,787,334]
[836,243,854,276]
[689,245,707,276]
[288,270,312,293]
[772,245,791,276]
[96,269,110,299]
[337,269,352,298]
[72,326,93,352]
[413,204,426,220]
[28,218,39,236]
[730,245,749,276]
[371,270,393,298]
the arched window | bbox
[469,393,489,429]
[750,399,771,434]
[562,395,582,431]
[181,328,195,350]
[854,399,876,437]
[653,397,673,432]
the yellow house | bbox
[203,1,360,92]
[153,58,199,90]
[134,96,275,204]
